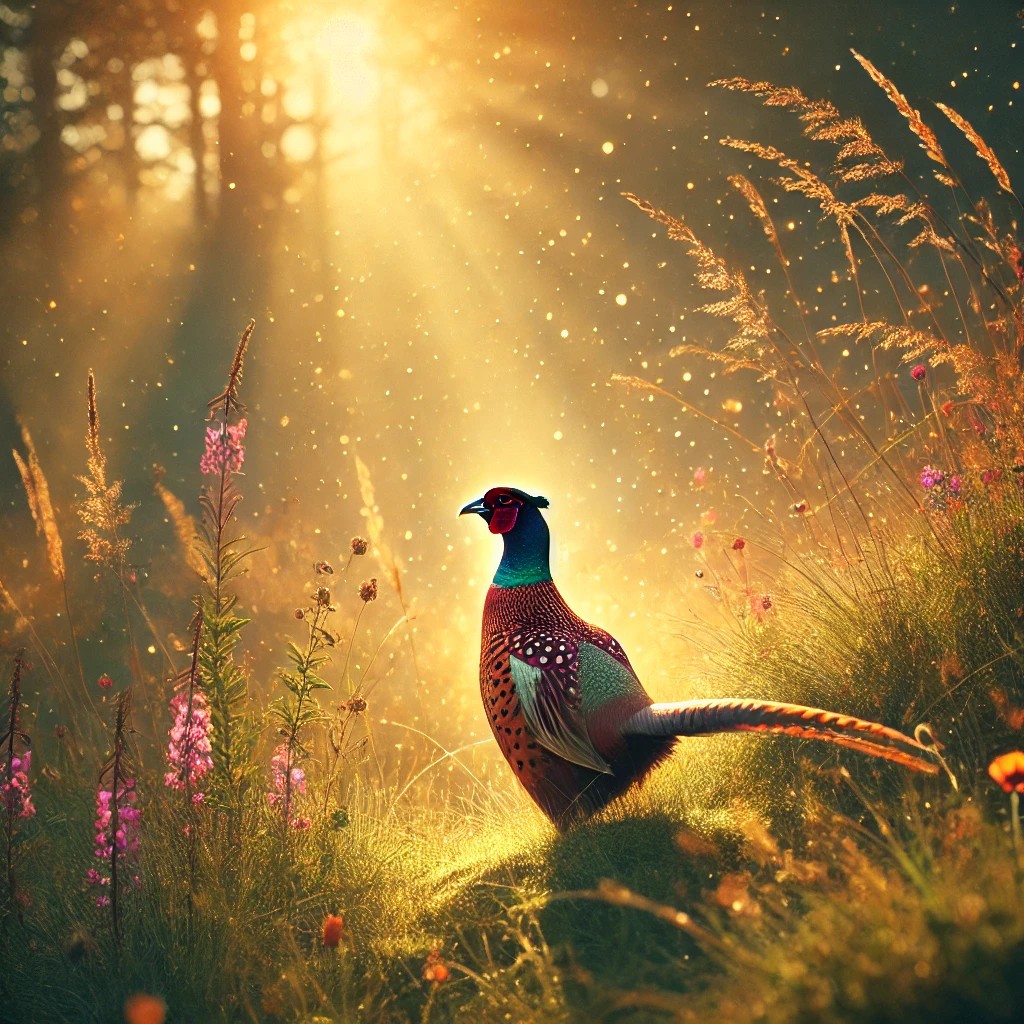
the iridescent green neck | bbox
[493,506,552,587]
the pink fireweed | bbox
[200,418,247,475]
[88,778,141,906]
[164,688,214,801]
[267,744,311,830]
[1,749,35,819]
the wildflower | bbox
[732,537,746,551]
[98,673,113,689]
[988,751,1024,794]
[981,468,1002,486]
[792,500,808,515]
[199,418,247,476]
[989,751,1024,863]
[322,913,345,947]
[423,948,450,983]
[1,750,35,819]
[1010,243,1024,285]
[702,507,718,525]
[293,608,305,619]
[88,778,141,904]
[359,578,378,602]
[123,993,167,1024]
[163,688,214,797]
[692,466,707,488]
[350,536,368,555]
[691,531,704,550]
[940,400,955,417]
[948,475,962,495]
[910,364,927,381]
[315,560,334,575]
[314,586,331,607]
[267,743,308,827]
[919,466,943,489]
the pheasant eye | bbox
[496,494,513,505]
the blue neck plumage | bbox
[493,508,552,587]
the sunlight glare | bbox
[316,14,380,112]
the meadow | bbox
[2,55,1024,1024]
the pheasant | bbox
[460,485,938,828]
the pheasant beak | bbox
[459,497,488,518]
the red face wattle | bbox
[483,488,523,534]
[488,505,519,534]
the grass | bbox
[2,54,1024,1023]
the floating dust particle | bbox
[722,399,743,414]
[280,415,290,427]
[601,141,615,154]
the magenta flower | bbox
[691,531,704,550]
[693,466,707,488]
[910,364,927,381]
[1,750,35,819]
[164,688,214,800]
[267,744,311,829]
[87,778,141,905]
[948,475,962,495]
[200,418,247,475]
[919,465,945,490]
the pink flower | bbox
[1,749,35,819]
[691,531,704,550]
[164,688,213,798]
[97,674,113,689]
[267,744,309,828]
[693,467,707,488]
[910,364,927,381]
[200,418,247,475]
[87,778,141,895]
[732,537,746,551]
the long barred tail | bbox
[622,699,939,775]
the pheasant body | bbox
[462,486,938,828]
[480,579,675,826]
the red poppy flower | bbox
[322,913,345,948]
[988,751,1024,794]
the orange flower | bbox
[123,993,166,1024]
[423,947,450,983]
[988,751,1024,794]
[321,913,345,948]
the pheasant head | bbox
[460,486,552,586]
